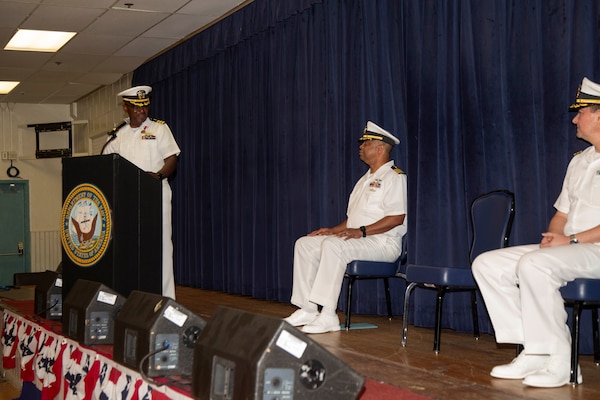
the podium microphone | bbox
[101,121,127,154]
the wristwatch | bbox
[157,172,164,180]
[569,234,579,244]
[359,226,367,237]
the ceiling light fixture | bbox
[0,81,20,95]
[4,29,76,52]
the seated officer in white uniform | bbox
[472,77,600,388]
[284,121,407,334]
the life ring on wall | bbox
[6,161,19,178]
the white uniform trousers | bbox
[472,243,600,355]
[290,234,401,310]
[162,180,176,299]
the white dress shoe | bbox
[523,354,581,388]
[283,309,318,327]
[301,313,341,334]
[490,351,548,379]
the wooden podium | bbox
[61,154,162,298]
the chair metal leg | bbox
[401,282,417,346]
[384,278,393,320]
[470,289,480,339]
[570,302,582,384]
[516,344,524,357]
[434,287,446,353]
[593,308,600,365]
[344,277,356,330]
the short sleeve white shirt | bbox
[102,117,181,172]
[346,160,408,238]
[554,146,600,236]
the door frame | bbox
[0,180,31,280]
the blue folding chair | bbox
[560,278,600,384]
[343,236,407,330]
[402,190,515,352]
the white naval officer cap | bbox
[118,85,152,107]
[570,77,600,110]
[358,121,400,146]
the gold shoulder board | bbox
[391,165,405,174]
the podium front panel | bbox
[61,154,161,298]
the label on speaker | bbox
[97,291,117,305]
[275,330,307,359]
[163,305,187,327]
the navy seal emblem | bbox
[61,183,111,266]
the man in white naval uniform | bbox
[284,121,407,334]
[472,77,600,388]
[102,85,181,299]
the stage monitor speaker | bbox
[34,270,63,320]
[191,306,365,400]
[113,290,206,377]
[62,279,126,345]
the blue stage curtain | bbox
[133,0,600,343]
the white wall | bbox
[75,73,133,153]
[0,103,71,231]
[0,73,132,271]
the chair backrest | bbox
[469,190,515,263]
[395,234,408,274]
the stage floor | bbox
[173,285,600,400]
[2,284,599,400]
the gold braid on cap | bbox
[123,89,150,107]
[123,98,150,107]
[360,131,396,146]
[570,84,600,109]
[360,134,384,141]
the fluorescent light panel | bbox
[4,29,76,52]
[0,81,20,94]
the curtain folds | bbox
[132,0,600,338]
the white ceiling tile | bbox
[76,72,125,85]
[20,5,106,31]
[178,0,246,16]
[61,33,134,56]
[0,2,37,29]
[114,36,179,57]
[0,0,253,103]
[93,55,148,73]
[43,53,109,73]
[111,0,189,13]
[27,70,85,85]
[0,66,36,80]
[1,0,43,4]
[41,0,116,7]
[143,14,215,39]
[84,9,169,36]
[53,82,101,96]
[0,50,53,68]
